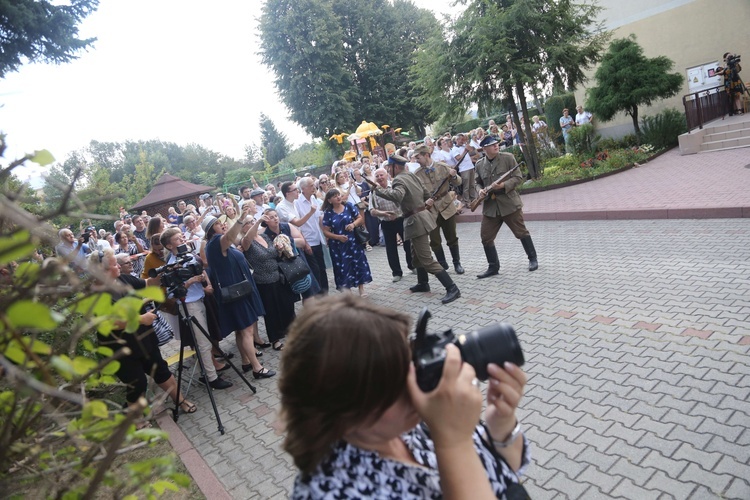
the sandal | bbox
[254,341,272,349]
[273,341,284,351]
[179,399,197,414]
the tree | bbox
[0,0,99,78]
[586,36,683,136]
[414,0,608,178]
[1,137,189,498]
[259,113,290,167]
[259,0,439,139]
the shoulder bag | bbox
[214,251,254,303]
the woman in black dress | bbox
[204,216,275,379]
[240,211,296,351]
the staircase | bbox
[679,114,750,154]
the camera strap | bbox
[477,423,531,500]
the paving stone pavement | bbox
[161,219,750,499]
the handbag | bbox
[277,255,311,285]
[145,304,174,346]
[218,279,253,303]
[214,251,254,303]
[346,203,370,245]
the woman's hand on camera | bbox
[407,344,482,450]
[140,311,157,326]
[484,362,526,441]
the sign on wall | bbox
[686,61,723,93]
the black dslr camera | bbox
[411,308,525,392]
[148,244,203,298]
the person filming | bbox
[718,52,744,116]
[160,228,232,390]
[280,295,530,499]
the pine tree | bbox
[0,0,99,78]
[586,36,683,136]
[260,113,290,167]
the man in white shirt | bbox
[294,177,329,294]
[451,133,477,205]
[575,105,593,126]
[198,194,221,217]
[276,181,317,228]
[431,137,454,164]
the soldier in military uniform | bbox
[412,144,464,274]
[368,154,461,304]
[474,136,538,278]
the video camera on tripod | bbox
[148,243,203,298]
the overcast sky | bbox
[0,0,458,184]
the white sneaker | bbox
[365,244,373,251]
[392,275,402,282]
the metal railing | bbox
[682,85,728,132]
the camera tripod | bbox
[172,297,257,435]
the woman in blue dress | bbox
[321,189,372,297]
[204,215,275,379]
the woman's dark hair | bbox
[321,188,342,211]
[280,295,411,476]
[146,217,163,239]
[115,232,127,245]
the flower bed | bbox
[519,145,660,193]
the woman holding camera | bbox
[88,249,197,422]
[204,215,275,379]
[280,295,530,499]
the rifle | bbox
[469,162,523,212]
[430,175,452,200]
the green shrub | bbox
[639,108,686,149]
[620,134,639,147]
[567,123,598,154]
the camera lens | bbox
[456,323,525,381]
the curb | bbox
[155,411,232,500]
[457,206,750,223]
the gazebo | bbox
[130,173,215,216]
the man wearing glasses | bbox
[276,180,318,228]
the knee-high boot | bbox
[477,245,500,279]
[448,245,464,274]
[435,270,461,304]
[520,236,538,271]
[410,267,431,293]
[433,246,449,270]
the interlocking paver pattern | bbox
[152,136,750,499]
[157,214,750,499]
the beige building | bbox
[576,0,750,138]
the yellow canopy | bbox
[347,121,383,141]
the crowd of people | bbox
[25,123,546,495]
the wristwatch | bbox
[492,420,522,449]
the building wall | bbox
[576,0,750,138]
